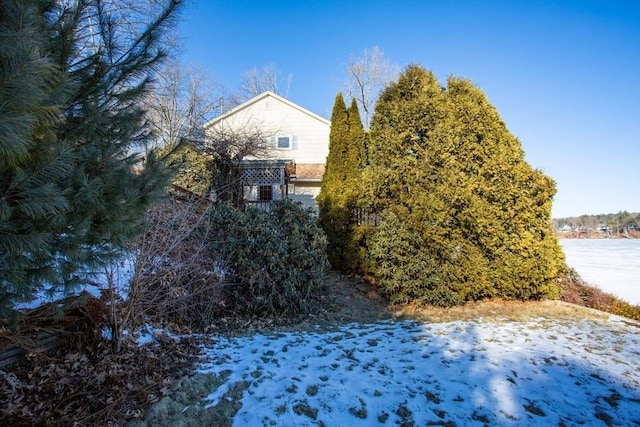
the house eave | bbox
[290,177,322,183]
[203,91,331,129]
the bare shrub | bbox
[557,267,640,321]
[114,194,225,336]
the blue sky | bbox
[176,0,640,218]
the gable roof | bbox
[203,91,330,128]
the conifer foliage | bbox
[0,0,182,316]
[317,93,366,272]
[366,65,564,306]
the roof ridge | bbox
[203,91,330,128]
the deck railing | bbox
[243,200,273,212]
[351,207,380,226]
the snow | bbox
[560,239,640,305]
[196,318,640,426]
[15,251,136,310]
[130,324,163,348]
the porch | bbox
[235,159,295,210]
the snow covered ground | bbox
[196,317,640,426]
[560,239,640,305]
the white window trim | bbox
[270,135,298,150]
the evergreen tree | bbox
[318,93,349,270]
[317,93,366,272]
[0,0,73,313]
[366,65,564,306]
[164,143,213,196]
[345,98,369,272]
[347,98,368,173]
[365,65,447,212]
[445,77,564,300]
[0,0,182,316]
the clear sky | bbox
[176,0,640,218]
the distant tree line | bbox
[554,212,640,233]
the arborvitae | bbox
[317,93,366,272]
[365,65,448,211]
[347,98,368,174]
[323,93,350,187]
[345,98,369,271]
[366,65,564,306]
[163,143,214,197]
[0,0,182,317]
[318,93,349,270]
[445,77,564,300]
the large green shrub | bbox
[368,210,461,307]
[365,65,564,305]
[205,200,328,316]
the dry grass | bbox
[233,273,635,337]
[389,299,610,324]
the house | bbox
[203,91,330,211]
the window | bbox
[271,135,298,150]
[277,136,290,149]
[258,185,273,201]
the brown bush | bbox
[120,195,226,333]
[557,268,640,321]
[1,328,200,425]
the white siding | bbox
[204,93,330,165]
[288,183,321,212]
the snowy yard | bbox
[560,238,640,305]
[192,317,640,426]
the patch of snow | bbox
[101,326,113,341]
[197,319,640,426]
[15,251,136,310]
[133,324,161,347]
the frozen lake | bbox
[559,239,640,305]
